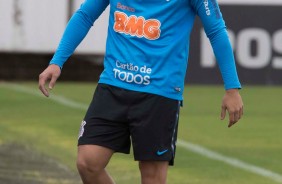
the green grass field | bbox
[1,82,282,184]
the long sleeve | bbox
[49,0,109,68]
[191,0,241,89]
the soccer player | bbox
[39,0,244,183]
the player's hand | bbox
[221,89,243,128]
[38,64,61,97]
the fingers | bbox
[38,65,61,97]
[228,107,243,128]
[228,111,236,128]
[39,73,50,97]
[49,74,59,90]
[228,112,237,128]
[221,90,244,128]
[220,106,226,120]
[221,105,239,128]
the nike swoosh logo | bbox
[157,149,168,156]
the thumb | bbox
[49,75,58,90]
[221,105,226,120]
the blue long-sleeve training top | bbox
[50,0,241,100]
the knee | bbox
[76,157,92,174]
[76,156,104,175]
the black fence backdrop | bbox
[187,5,282,85]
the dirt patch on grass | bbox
[0,143,81,184]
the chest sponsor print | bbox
[113,11,161,40]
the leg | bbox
[139,161,169,184]
[77,145,115,184]
[129,94,180,184]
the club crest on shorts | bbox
[78,120,86,139]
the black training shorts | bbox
[78,83,181,165]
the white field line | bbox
[1,82,282,183]
[178,140,282,183]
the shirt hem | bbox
[98,78,183,101]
